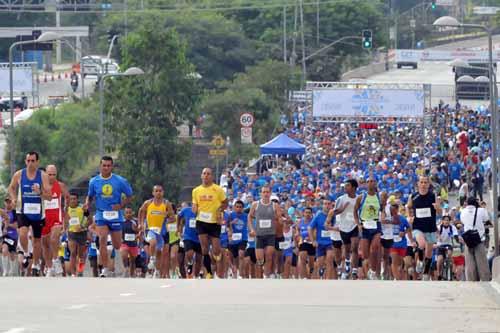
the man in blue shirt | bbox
[178,203,202,278]
[85,156,133,277]
[227,200,249,278]
[308,199,334,279]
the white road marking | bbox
[160,284,173,288]
[119,293,135,297]
[3,328,26,333]
[66,304,88,310]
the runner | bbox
[309,199,335,279]
[354,176,385,280]
[388,200,413,280]
[281,219,296,279]
[407,176,442,280]
[297,207,315,279]
[85,156,133,277]
[178,202,202,278]
[436,215,459,280]
[192,168,228,279]
[65,191,92,277]
[244,219,257,279]
[248,186,282,279]
[227,200,248,279]
[42,165,70,277]
[1,198,18,276]
[163,210,181,278]
[88,230,99,277]
[119,207,139,277]
[8,151,52,276]
[333,179,360,279]
[137,185,174,278]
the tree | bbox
[104,22,200,203]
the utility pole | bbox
[299,0,306,87]
[291,1,298,67]
[283,5,287,63]
[316,0,320,45]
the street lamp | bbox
[99,67,144,156]
[435,16,499,257]
[9,31,61,175]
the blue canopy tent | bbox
[259,133,306,155]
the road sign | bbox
[211,135,225,148]
[209,149,228,156]
[241,127,252,144]
[240,113,254,127]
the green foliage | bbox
[104,22,200,203]
[2,101,99,185]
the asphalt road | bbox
[0,278,498,333]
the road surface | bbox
[0,278,499,333]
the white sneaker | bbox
[152,269,160,279]
[45,267,55,277]
[416,261,424,274]
[422,274,430,281]
[100,267,109,278]
[148,257,156,270]
[53,259,63,275]
[341,272,348,280]
[368,270,378,280]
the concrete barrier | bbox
[493,256,500,283]
[341,61,392,81]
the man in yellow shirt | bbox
[192,168,228,278]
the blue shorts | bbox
[316,243,333,258]
[221,237,228,249]
[361,222,382,241]
[96,220,122,232]
[146,230,165,251]
[412,230,437,244]
[283,247,294,257]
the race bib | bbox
[149,227,161,234]
[44,198,59,210]
[248,236,255,242]
[24,203,41,215]
[221,225,226,233]
[232,233,242,241]
[330,231,342,241]
[259,219,272,228]
[279,241,291,250]
[345,212,354,221]
[4,238,14,246]
[90,242,97,250]
[103,210,119,220]
[189,219,196,228]
[107,235,112,242]
[124,233,135,241]
[321,230,332,238]
[167,224,177,232]
[199,211,212,221]
[415,208,431,219]
[363,220,377,229]
[69,217,80,226]
[394,235,402,242]
[106,245,113,251]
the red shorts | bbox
[120,244,139,257]
[452,255,465,266]
[391,247,407,257]
[41,218,63,236]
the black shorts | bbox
[229,242,247,258]
[135,255,147,272]
[256,235,275,249]
[17,214,45,239]
[196,221,221,238]
[332,240,343,249]
[406,246,415,258]
[299,242,315,256]
[292,252,298,267]
[438,245,452,257]
[381,238,394,249]
[274,236,285,251]
[183,239,201,254]
[169,239,180,249]
[245,247,256,264]
[2,236,17,253]
[68,231,88,246]
[340,227,359,245]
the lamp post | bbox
[435,16,499,257]
[9,31,61,175]
[98,67,144,156]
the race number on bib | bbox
[149,227,161,234]
[4,238,14,246]
[199,211,212,221]
[393,235,402,242]
[232,233,242,241]
[23,203,41,215]
[124,233,136,241]
[248,236,255,242]
[189,219,197,228]
[321,230,332,238]
[103,211,119,220]
[415,208,431,218]
[221,225,226,233]
[259,219,272,228]
[69,217,80,226]
[91,242,97,250]
[363,220,377,229]
[44,198,59,210]
[167,224,177,232]
[279,241,291,250]
[345,212,354,221]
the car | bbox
[0,96,28,111]
[81,55,120,77]
[397,61,418,69]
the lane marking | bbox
[3,328,26,333]
[160,284,173,288]
[66,304,88,310]
[119,293,135,297]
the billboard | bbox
[0,65,33,93]
[395,49,500,63]
[312,88,425,118]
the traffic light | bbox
[107,29,119,43]
[362,30,372,49]
[431,0,437,10]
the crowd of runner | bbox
[0,101,496,281]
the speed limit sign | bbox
[240,113,254,127]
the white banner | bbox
[0,66,33,93]
[395,49,500,63]
[312,89,424,118]
[241,127,252,144]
